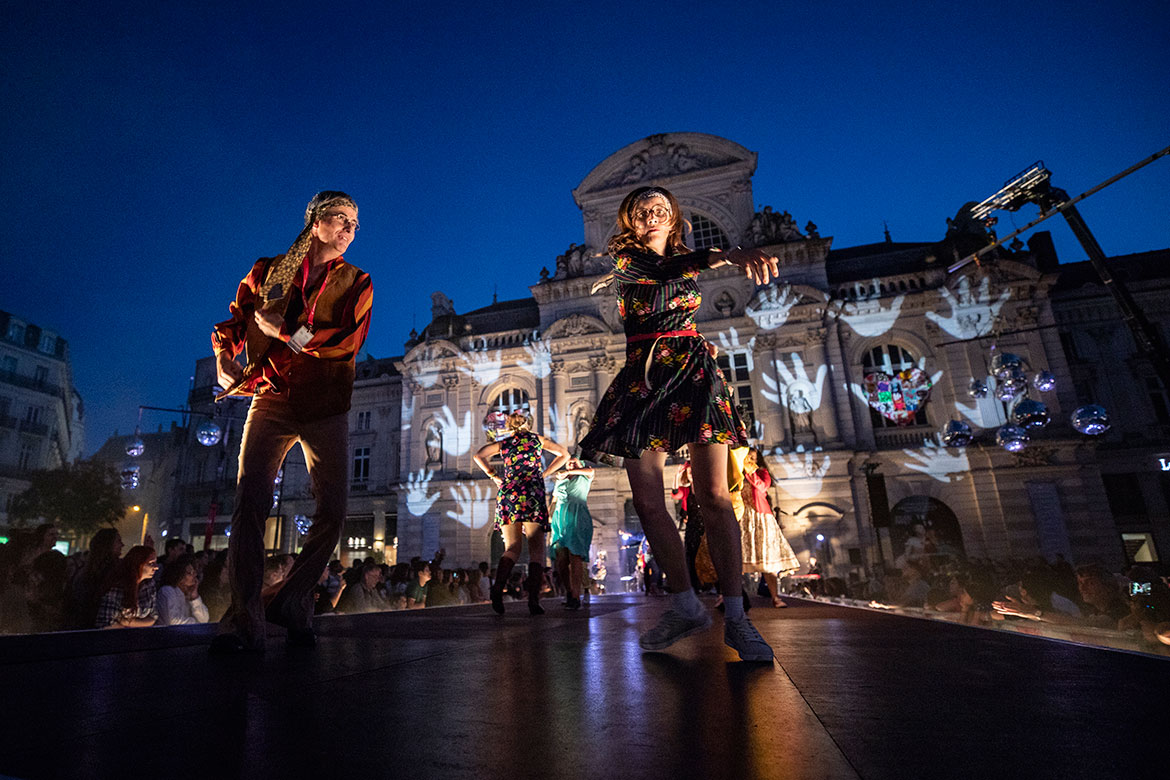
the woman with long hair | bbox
[549,458,595,610]
[579,185,779,661]
[740,448,800,607]
[95,545,158,628]
[473,411,569,615]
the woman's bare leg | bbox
[624,451,689,590]
[688,443,741,598]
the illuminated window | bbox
[862,344,929,428]
[717,352,755,426]
[689,213,729,251]
[491,388,530,413]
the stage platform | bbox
[1,594,1166,780]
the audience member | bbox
[95,546,159,629]
[157,555,210,625]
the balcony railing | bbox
[0,370,65,400]
[873,427,934,450]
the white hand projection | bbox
[924,275,1010,339]
[547,403,566,444]
[400,391,415,432]
[773,452,831,499]
[716,326,755,355]
[519,339,552,379]
[403,468,439,517]
[838,279,906,338]
[762,353,829,410]
[457,349,503,386]
[447,482,493,529]
[746,285,800,331]
[411,347,443,389]
[436,405,473,456]
[902,435,970,483]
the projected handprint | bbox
[745,284,800,331]
[838,279,905,338]
[400,392,415,432]
[547,403,566,444]
[436,405,474,457]
[403,468,439,517]
[761,353,829,411]
[925,275,1010,340]
[519,338,552,379]
[447,482,493,529]
[715,326,755,355]
[458,349,503,386]
[902,435,970,483]
[411,347,444,389]
[773,452,831,499]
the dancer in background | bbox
[549,458,596,610]
[740,448,800,607]
[474,412,569,615]
[579,185,779,662]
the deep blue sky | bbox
[3,0,1167,455]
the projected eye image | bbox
[457,348,503,386]
[745,284,800,331]
[770,452,832,500]
[761,353,829,411]
[403,468,439,517]
[837,279,906,338]
[902,434,970,483]
[924,275,1011,340]
[447,482,493,529]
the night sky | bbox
[2,0,1167,455]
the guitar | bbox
[216,228,313,401]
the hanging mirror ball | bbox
[196,420,222,447]
[940,420,973,448]
[1071,404,1111,435]
[125,438,145,457]
[995,424,1030,453]
[120,463,141,490]
[272,491,280,508]
[967,378,988,399]
[294,515,313,536]
[1012,399,1050,429]
[224,525,232,538]
[995,381,1022,402]
[990,352,1025,381]
[274,468,284,486]
[1033,370,1057,392]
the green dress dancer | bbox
[549,460,595,609]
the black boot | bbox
[491,557,516,615]
[526,563,545,616]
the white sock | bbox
[724,597,745,622]
[671,589,703,617]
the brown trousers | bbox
[220,394,348,645]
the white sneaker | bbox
[639,608,713,651]
[724,617,774,662]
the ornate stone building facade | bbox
[149,133,1166,585]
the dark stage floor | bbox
[1,594,1167,780]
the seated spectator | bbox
[27,550,68,633]
[426,569,460,607]
[314,561,347,615]
[155,537,189,582]
[336,562,390,614]
[466,568,488,604]
[64,528,125,629]
[895,562,931,608]
[993,568,1082,622]
[95,546,159,628]
[198,550,231,623]
[157,554,209,625]
[405,563,431,609]
[1073,564,1129,628]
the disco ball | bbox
[294,515,313,536]
[967,378,988,399]
[196,420,222,446]
[120,463,141,490]
[940,420,973,448]
[990,352,1025,381]
[224,525,232,538]
[995,424,1030,453]
[1012,399,1050,430]
[1071,404,1111,435]
[274,468,283,485]
[125,438,145,457]
[1033,370,1057,392]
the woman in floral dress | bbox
[740,448,800,607]
[473,412,569,615]
[579,185,780,661]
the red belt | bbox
[626,329,700,344]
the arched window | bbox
[688,213,730,251]
[490,388,530,413]
[861,344,929,428]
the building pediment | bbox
[574,133,758,201]
[543,313,611,340]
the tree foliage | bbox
[9,460,126,537]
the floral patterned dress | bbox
[494,430,550,531]
[580,247,749,459]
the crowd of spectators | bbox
[792,550,1170,654]
[0,530,553,634]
